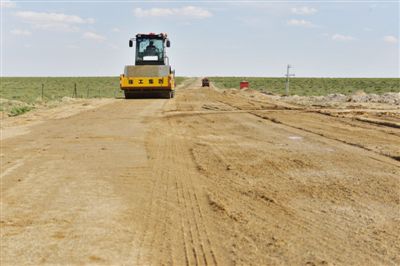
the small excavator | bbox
[120,33,175,99]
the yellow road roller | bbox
[120,33,175,99]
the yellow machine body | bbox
[120,74,175,90]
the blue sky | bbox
[1,0,399,77]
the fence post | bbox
[98,88,101,98]
[41,83,44,100]
[73,83,77,98]
[87,87,90,98]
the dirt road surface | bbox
[1,79,399,265]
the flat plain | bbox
[1,78,399,265]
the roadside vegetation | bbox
[0,76,187,116]
[2,76,397,116]
[9,106,34,117]
[209,77,400,96]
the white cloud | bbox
[180,6,212,18]
[287,19,316,27]
[134,7,173,17]
[83,31,106,42]
[332,34,356,41]
[0,0,16,8]
[383,35,398,44]
[112,27,121,32]
[133,6,212,19]
[15,11,95,31]
[10,29,32,36]
[291,6,318,15]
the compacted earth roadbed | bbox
[1,79,399,265]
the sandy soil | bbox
[1,79,399,265]
[1,98,114,141]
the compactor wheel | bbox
[124,91,132,99]
[124,91,139,99]
[165,91,173,99]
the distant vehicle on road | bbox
[202,78,210,87]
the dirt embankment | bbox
[1,79,399,265]
[273,91,400,109]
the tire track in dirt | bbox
[176,176,191,266]
[137,100,221,265]
[183,107,399,265]
[175,140,217,266]
[2,78,398,265]
[170,85,398,264]
[148,136,172,265]
[252,111,400,163]
[212,94,400,163]
[169,116,218,266]
[133,101,180,265]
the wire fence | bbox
[1,78,125,104]
[38,83,125,100]
[1,77,186,104]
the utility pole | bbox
[285,64,295,96]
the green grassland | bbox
[1,76,187,103]
[209,77,399,96]
[1,76,398,116]
[0,76,186,116]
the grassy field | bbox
[1,76,399,116]
[1,77,187,103]
[209,77,400,96]
[0,76,187,116]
